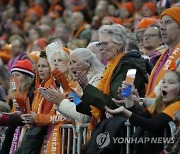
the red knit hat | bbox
[137,17,158,29]
[11,59,35,78]
[143,2,156,14]
[160,7,180,25]
[121,2,135,15]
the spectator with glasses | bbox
[143,24,168,66]
[135,17,158,52]
[75,24,148,132]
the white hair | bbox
[71,48,104,74]
[99,24,128,52]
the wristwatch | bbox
[139,98,145,107]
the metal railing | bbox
[164,121,177,149]
[61,121,177,154]
[61,124,76,154]
[61,123,90,154]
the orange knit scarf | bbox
[146,42,180,98]
[89,52,124,130]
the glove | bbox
[14,91,31,114]
[52,69,72,94]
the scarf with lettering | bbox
[146,42,180,98]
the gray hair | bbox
[71,48,104,74]
[98,24,127,52]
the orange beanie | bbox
[137,17,158,29]
[121,2,135,15]
[160,7,180,25]
[143,2,156,14]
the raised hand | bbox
[120,81,141,107]
[75,71,88,90]
[38,86,64,106]
[14,91,30,113]
[51,69,71,93]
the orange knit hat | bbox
[137,17,158,29]
[160,7,180,25]
[121,2,135,15]
[143,2,156,14]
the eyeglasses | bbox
[96,41,108,48]
[143,34,160,38]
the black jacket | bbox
[77,51,148,116]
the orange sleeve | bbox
[34,108,56,126]
[162,101,180,119]
[34,108,71,126]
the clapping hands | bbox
[74,71,88,90]
[38,86,64,106]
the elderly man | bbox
[146,7,180,98]
[135,17,158,51]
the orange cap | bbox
[137,17,158,29]
[160,7,180,25]
[121,2,135,15]
[143,2,156,14]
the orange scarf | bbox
[146,42,180,98]
[32,74,55,114]
[89,53,124,130]
[148,101,180,119]
[74,22,87,38]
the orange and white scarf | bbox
[146,42,180,98]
